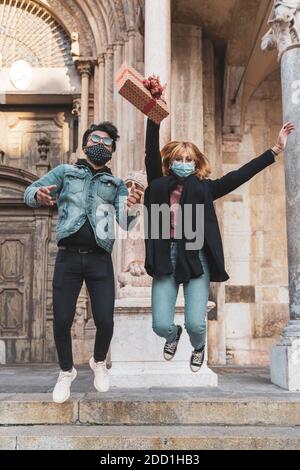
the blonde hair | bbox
[161,141,211,180]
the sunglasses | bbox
[88,134,113,146]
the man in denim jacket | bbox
[24,122,142,403]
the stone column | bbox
[98,54,105,122]
[127,29,138,170]
[71,97,81,159]
[113,41,125,297]
[75,59,93,146]
[144,0,171,146]
[261,0,300,391]
[105,47,114,121]
[93,62,100,123]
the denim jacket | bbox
[23,162,139,253]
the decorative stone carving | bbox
[72,98,81,117]
[75,59,94,77]
[36,137,51,176]
[38,0,95,57]
[72,283,89,339]
[261,1,300,60]
[53,112,66,129]
[37,137,51,161]
[117,170,152,298]
[71,32,80,58]
[137,0,145,36]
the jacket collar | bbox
[75,158,112,175]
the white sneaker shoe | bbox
[52,367,77,403]
[89,357,109,392]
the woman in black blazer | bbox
[143,117,294,372]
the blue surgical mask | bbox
[170,161,195,178]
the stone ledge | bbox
[1,425,300,450]
[0,396,79,425]
[0,393,300,426]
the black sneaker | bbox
[190,345,205,372]
[163,325,183,361]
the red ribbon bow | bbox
[143,75,166,101]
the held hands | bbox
[35,185,57,206]
[126,182,143,211]
[272,122,295,155]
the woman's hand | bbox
[272,122,295,154]
[35,185,57,206]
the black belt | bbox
[58,245,104,254]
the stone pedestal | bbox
[74,297,217,387]
[108,361,217,388]
[109,299,218,388]
[270,321,300,391]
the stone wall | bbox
[221,68,289,365]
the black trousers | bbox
[52,248,115,371]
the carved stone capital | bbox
[105,46,114,59]
[75,58,95,76]
[261,1,300,60]
[97,53,105,65]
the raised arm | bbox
[145,118,163,184]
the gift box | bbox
[115,63,169,125]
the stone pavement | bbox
[0,364,297,395]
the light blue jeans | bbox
[152,241,210,350]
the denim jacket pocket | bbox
[97,180,118,203]
[64,171,86,194]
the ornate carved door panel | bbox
[0,230,33,362]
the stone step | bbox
[1,393,300,426]
[1,425,300,450]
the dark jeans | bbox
[52,248,115,371]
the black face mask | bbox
[85,143,112,166]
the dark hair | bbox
[82,122,120,152]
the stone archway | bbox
[0,0,74,67]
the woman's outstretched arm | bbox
[208,122,295,201]
[145,118,163,184]
[208,149,276,200]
